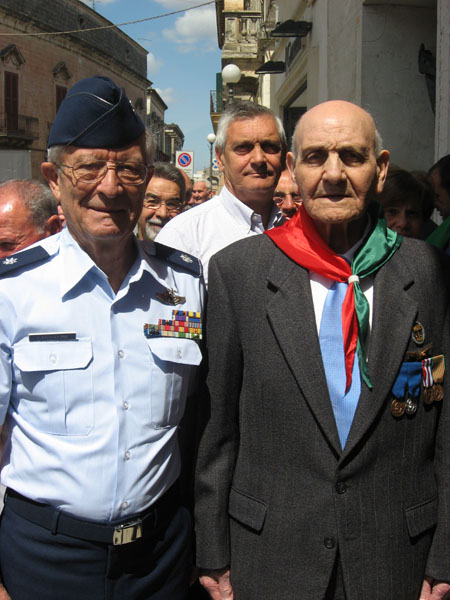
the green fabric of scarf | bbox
[427,215,450,250]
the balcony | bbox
[0,113,39,145]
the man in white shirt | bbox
[156,101,286,286]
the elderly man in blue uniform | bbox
[0,76,204,600]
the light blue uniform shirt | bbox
[0,228,204,522]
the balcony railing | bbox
[0,113,39,141]
[210,90,223,114]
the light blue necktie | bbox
[319,281,361,449]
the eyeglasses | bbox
[143,197,183,213]
[273,192,302,205]
[58,160,148,186]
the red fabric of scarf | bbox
[266,205,357,390]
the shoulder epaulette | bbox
[152,242,202,277]
[0,246,50,277]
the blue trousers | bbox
[0,502,192,600]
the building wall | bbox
[0,0,148,179]
[435,0,450,160]
[361,4,436,170]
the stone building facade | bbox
[214,0,449,171]
[0,0,148,179]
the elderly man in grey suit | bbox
[194,100,450,600]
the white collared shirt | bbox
[0,228,204,522]
[156,186,278,287]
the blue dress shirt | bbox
[0,228,204,522]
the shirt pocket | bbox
[13,339,94,436]
[146,337,202,429]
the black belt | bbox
[4,483,180,546]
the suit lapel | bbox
[343,250,418,456]
[266,248,342,454]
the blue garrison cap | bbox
[47,76,145,148]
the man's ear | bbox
[286,152,297,183]
[41,162,61,201]
[44,214,63,237]
[375,150,390,194]
[215,147,225,174]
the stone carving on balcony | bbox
[0,44,25,68]
[52,61,72,84]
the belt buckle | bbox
[113,518,143,546]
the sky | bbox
[81,0,221,170]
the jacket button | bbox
[335,481,347,494]
[324,537,336,549]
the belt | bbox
[4,483,180,546]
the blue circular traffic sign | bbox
[177,153,192,167]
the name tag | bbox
[28,332,77,342]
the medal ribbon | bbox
[265,204,402,390]
[422,357,433,388]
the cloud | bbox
[154,0,203,8]
[162,7,217,52]
[147,52,163,76]
[155,87,176,105]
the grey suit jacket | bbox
[195,233,450,600]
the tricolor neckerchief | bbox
[265,204,402,390]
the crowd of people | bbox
[0,75,449,600]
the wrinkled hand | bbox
[420,577,450,599]
[199,567,233,600]
[0,583,11,600]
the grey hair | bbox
[195,179,211,190]
[0,179,58,232]
[215,100,287,155]
[290,109,384,161]
[47,129,155,167]
[152,161,185,200]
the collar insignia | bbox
[2,257,18,265]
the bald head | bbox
[286,100,390,252]
[292,101,382,160]
[0,180,62,258]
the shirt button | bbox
[124,451,131,460]
[335,481,347,494]
[121,501,128,509]
[118,350,125,359]
[177,348,182,359]
[122,401,129,410]
[49,353,57,364]
[324,537,336,549]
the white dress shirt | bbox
[0,228,204,522]
[156,185,278,287]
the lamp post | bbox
[207,133,216,188]
[222,64,241,104]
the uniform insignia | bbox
[152,242,202,277]
[0,246,50,276]
[2,257,17,265]
[405,397,418,415]
[144,310,202,340]
[407,343,432,361]
[411,322,425,346]
[391,362,422,418]
[391,398,406,417]
[156,288,186,306]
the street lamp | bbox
[222,64,241,104]
[207,133,216,188]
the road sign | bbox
[176,151,194,176]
